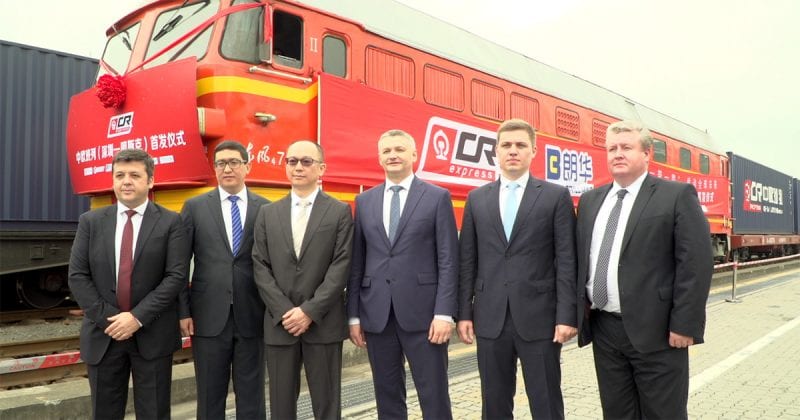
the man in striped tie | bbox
[179,141,269,419]
[576,120,712,419]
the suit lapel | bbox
[103,206,117,278]
[508,177,543,245]
[582,184,612,258]
[298,191,332,260]
[620,175,656,254]
[392,177,425,248]
[274,195,295,257]
[207,189,232,255]
[133,201,161,266]
[372,184,392,249]
[484,180,506,246]
[243,189,263,252]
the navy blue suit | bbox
[347,176,458,419]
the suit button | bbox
[386,279,391,284]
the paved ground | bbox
[162,267,800,419]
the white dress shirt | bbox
[382,174,414,237]
[219,186,249,251]
[291,188,319,219]
[115,200,148,286]
[587,172,648,313]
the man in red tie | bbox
[69,149,188,419]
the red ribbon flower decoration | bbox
[95,74,127,108]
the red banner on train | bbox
[66,58,209,194]
[318,74,728,216]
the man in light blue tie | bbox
[458,119,577,419]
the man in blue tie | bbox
[179,140,269,419]
[458,119,577,419]
[348,129,459,419]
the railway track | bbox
[0,337,193,388]
[0,307,79,324]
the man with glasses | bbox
[253,140,353,419]
[179,140,269,419]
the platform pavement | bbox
[345,266,800,419]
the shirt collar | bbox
[499,172,530,189]
[118,199,148,216]
[219,186,248,204]
[292,188,320,206]
[611,172,648,199]
[385,174,414,192]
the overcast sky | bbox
[2,0,798,178]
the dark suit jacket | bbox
[68,201,188,365]
[347,177,459,333]
[458,177,577,341]
[178,188,268,338]
[252,190,353,345]
[576,175,713,353]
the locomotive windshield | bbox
[145,0,218,68]
[100,23,140,76]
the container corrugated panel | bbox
[795,179,800,234]
[0,40,97,228]
[728,153,796,235]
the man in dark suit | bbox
[576,120,712,419]
[68,149,188,420]
[458,119,577,419]
[179,140,268,419]
[252,140,353,419]
[348,129,459,419]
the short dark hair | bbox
[112,149,154,179]
[214,140,248,161]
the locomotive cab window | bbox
[653,139,667,163]
[680,147,692,170]
[700,153,710,174]
[323,35,346,77]
[220,0,263,64]
[145,0,218,68]
[273,10,303,68]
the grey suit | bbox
[69,201,188,419]
[459,177,577,419]
[252,190,353,419]
[179,188,268,419]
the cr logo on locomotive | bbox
[107,112,134,138]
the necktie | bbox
[593,189,628,310]
[502,182,520,241]
[292,199,311,256]
[117,209,136,312]
[229,196,243,256]
[388,186,403,243]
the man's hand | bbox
[553,324,577,343]
[669,331,694,348]
[349,324,366,348]
[428,318,452,345]
[281,307,312,337]
[105,312,141,341]
[179,317,194,337]
[457,320,475,345]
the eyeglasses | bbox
[285,157,321,167]
[214,159,246,169]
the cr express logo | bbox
[743,179,783,213]
[107,112,134,138]
[416,117,498,187]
